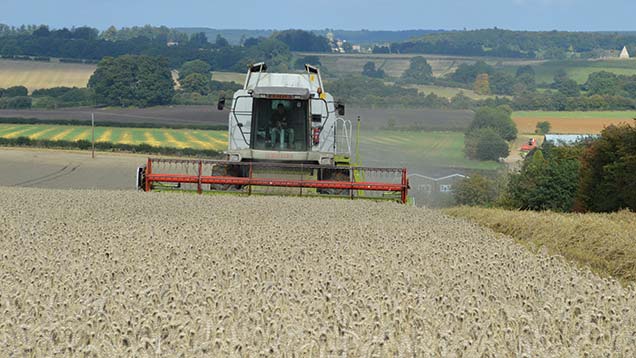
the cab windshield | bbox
[251,98,308,151]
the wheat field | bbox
[0,60,95,91]
[1,187,635,356]
[444,206,636,284]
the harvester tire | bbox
[210,164,245,191]
[318,169,351,196]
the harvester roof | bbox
[245,72,321,92]
[252,86,311,100]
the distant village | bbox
[325,32,372,54]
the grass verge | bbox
[443,206,636,285]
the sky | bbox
[1,0,635,31]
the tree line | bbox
[351,56,636,111]
[0,24,331,72]
[374,29,636,60]
[454,122,636,213]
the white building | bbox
[620,46,630,59]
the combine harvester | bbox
[136,63,409,203]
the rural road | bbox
[0,148,143,190]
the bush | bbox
[31,87,75,98]
[59,88,94,105]
[465,128,509,161]
[2,86,29,97]
[453,174,498,206]
[0,136,222,157]
[0,96,32,109]
[535,121,551,134]
[31,96,59,109]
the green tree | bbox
[468,107,517,141]
[181,73,211,95]
[507,147,582,211]
[450,61,494,84]
[188,32,209,48]
[1,86,28,97]
[401,56,433,84]
[273,30,330,52]
[585,71,622,96]
[294,55,322,70]
[179,60,212,81]
[473,73,491,95]
[489,71,516,95]
[552,70,580,97]
[577,123,636,212]
[453,174,498,206]
[88,55,175,107]
[215,35,229,48]
[465,128,510,161]
[0,96,31,109]
[362,61,384,78]
[535,121,551,134]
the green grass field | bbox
[212,71,245,84]
[500,59,636,84]
[402,84,500,99]
[0,124,228,150]
[0,124,499,171]
[0,59,96,91]
[360,130,502,170]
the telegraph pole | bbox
[91,113,95,159]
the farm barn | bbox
[409,173,468,194]
[408,173,467,206]
[543,134,598,147]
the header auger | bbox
[137,63,409,203]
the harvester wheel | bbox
[136,166,146,191]
[318,169,351,196]
[210,164,245,191]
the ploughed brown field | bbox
[0,106,228,126]
[513,117,628,134]
[1,186,635,356]
[0,106,474,131]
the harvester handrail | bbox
[147,158,404,173]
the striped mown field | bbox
[0,124,228,150]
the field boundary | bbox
[0,117,228,130]
[0,136,222,158]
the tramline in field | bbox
[136,63,409,203]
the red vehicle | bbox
[520,138,537,151]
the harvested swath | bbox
[444,206,636,284]
[1,187,635,356]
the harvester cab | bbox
[137,63,409,203]
[218,63,348,166]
